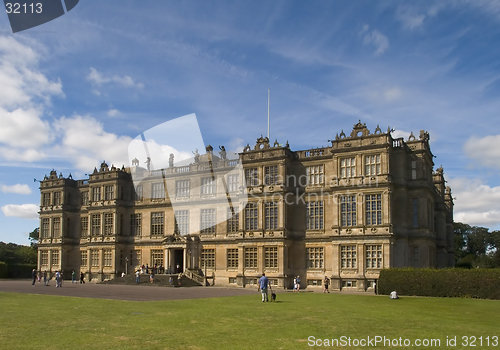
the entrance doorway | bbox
[174,249,183,273]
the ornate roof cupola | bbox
[254,135,270,150]
[350,120,370,138]
[99,161,109,172]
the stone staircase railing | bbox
[184,269,206,286]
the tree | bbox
[454,222,500,268]
[29,227,39,248]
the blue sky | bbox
[2,0,500,244]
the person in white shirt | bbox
[390,290,399,299]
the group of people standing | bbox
[31,269,85,287]
[293,276,301,292]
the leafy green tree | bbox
[28,227,39,248]
[454,222,500,268]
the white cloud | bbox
[0,36,61,166]
[128,138,193,170]
[87,67,144,89]
[0,184,32,195]
[0,35,62,158]
[53,115,133,172]
[107,109,120,117]
[463,134,500,168]
[0,36,63,109]
[228,137,245,153]
[1,204,39,219]
[0,107,52,148]
[391,129,411,140]
[0,146,46,162]
[395,5,441,30]
[396,7,426,30]
[449,178,500,228]
[361,25,389,56]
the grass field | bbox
[0,292,499,349]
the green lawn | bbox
[0,292,499,349]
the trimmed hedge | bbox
[0,262,36,279]
[378,268,500,300]
[0,261,7,278]
[8,263,37,278]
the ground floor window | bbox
[131,250,141,267]
[341,245,357,268]
[246,278,258,285]
[201,249,215,268]
[103,250,113,267]
[265,247,278,268]
[366,245,382,268]
[227,248,238,268]
[342,280,357,288]
[51,250,59,266]
[228,277,237,284]
[91,250,99,267]
[306,247,324,268]
[41,251,48,266]
[151,250,164,267]
[307,279,322,286]
[80,251,88,266]
[245,247,257,268]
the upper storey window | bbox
[411,161,417,180]
[42,193,51,206]
[201,177,216,195]
[81,192,89,206]
[227,174,239,193]
[264,166,278,185]
[151,182,165,199]
[105,185,114,200]
[92,187,101,202]
[365,155,381,176]
[340,157,356,178]
[341,195,356,226]
[306,165,324,185]
[245,168,258,187]
[133,185,143,201]
[176,180,190,198]
[53,192,61,206]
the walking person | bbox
[296,276,301,292]
[136,270,140,284]
[55,271,60,288]
[71,271,77,284]
[323,276,330,293]
[258,273,269,302]
[80,271,85,284]
[31,269,37,286]
[43,270,48,286]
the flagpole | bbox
[267,88,270,140]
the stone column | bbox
[37,250,41,272]
[166,249,172,273]
[237,245,244,287]
[183,248,186,272]
[331,243,340,291]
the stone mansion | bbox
[37,121,454,291]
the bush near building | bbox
[0,261,7,278]
[0,242,37,278]
[378,268,500,300]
